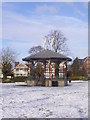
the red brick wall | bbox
[83,57,90,76]
[15,62,19,67]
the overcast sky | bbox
[2,2,88,61]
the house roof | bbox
[78,59,84,65]
[83,56,90,62]
[22,49,72,62]
[74,56,90,65]
[15,63,29,69]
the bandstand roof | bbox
[22,49,72,62]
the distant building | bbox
[78,59,84,70]
[0,64,3,79]
[13,62,30,77]
[70,56,90,77]
[83,56,90,77]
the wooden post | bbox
[63,62,64,80]
[49,80,52,87]
[55,61,59,79]
[49,60,50,79]
[65,61,68,86]
[65,61,67,80]
[50,61,53,79]
[43,61,46,79]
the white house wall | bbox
[14,63,30,77]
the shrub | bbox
[68,76,88,81]
[87,77,90,80]
[11,76,28,82]
[2,78,12,83]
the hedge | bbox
[11,76,28,82]
[68,76,88,81]
[2,76,28,83]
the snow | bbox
[0,81,88,118]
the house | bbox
[83,56,90,77]
[13,62,30,77]
[22,49,72,86]
[0,64,3,82]
[70,56,90,78]
[78,59,84,70]
[78,57,90,77]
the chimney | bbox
[15,62,19,67]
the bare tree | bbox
[44,30,69,54]
[29,45,44,55]
[2,47,17,79]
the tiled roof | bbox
[22,49,72,62]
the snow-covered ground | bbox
[0,81,88,118]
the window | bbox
[45,73,50,79]
[59,73,64,79]
[59,68,63,72]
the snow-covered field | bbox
[0,81,88,118]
